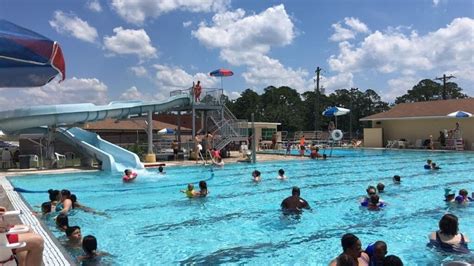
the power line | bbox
[434,74,455,100]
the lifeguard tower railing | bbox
[169,87,248,151]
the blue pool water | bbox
[9,149,474,264]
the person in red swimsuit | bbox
[193,81,202,102]
[0,206,44,266]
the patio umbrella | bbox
[209,68,233,89]
[0,19,66,87]
[158,128,175,135]
[322,106,350,128]
[447,110,472,118]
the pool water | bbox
[9,149,474,264]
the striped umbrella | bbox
[209,68,233,89]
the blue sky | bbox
[0,0,472,110]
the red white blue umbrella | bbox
[210,68,233,89]
[0,19,65,87]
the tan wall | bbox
[363,128,383,147]
[374,118,474,150]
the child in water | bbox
[77,235,110,263]
[277,169,287,180]
[123,169,137,182]
[180,184,200,198]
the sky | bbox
[0,0,473,110]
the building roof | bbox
[360,98,474,121]
[84,118,191,131]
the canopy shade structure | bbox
[447,110,472,118]
[0,19,65,87]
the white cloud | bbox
[119,86,153,100]
[152,64,218,100]
[193,5,311,91]
[0,77,108,110]
[183,21,193,28]
[385,76,419,102]
[229,91,241,100]
[433,0,440,6]
[87,0,102,12]
[193,6,294,53]
[49,11,98,43]
[328,17,474,86]
[329,17,369,42]
[320,72,354,94]
[111,0,230,24]
[129,66,148,77]
[103,27,157,60]
[344,17,369,33]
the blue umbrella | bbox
[0,19,65,87]
[322,106,351,117]
[322,106,350,128]
[158,128,175,135]
[447,111,472,118]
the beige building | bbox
[360,98,474,150]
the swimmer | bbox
[41,202,52,215]
[277,169,287,180]
[252,170,261,182]
[180,184,200,198]
[322,154,327,160]
[367,194,385,211]
[455,189,473,204]
[365,241,387,266]
[428,214,470,254]
[444,189,456,203]
[158,166,165,174]
[281,186,310,214]
[65,226,82,248]
[77,235,110,263]
[361,186,381,207]
[329,233,370,266]
[55,213,69,231]
[123,169,137,182]
[383,255,403,266]
[198,181,208,197]
[431,163,441,170]
[424,159,432,170]
[377,183,385,193]
[393,175,401,184]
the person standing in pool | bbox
[252,170,262,182]
[428,213,470,254]
[198,181,208,197]
[329,233,370,266]
[281,187,310,214]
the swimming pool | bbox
[9,149,474,264]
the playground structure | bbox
[0,88,248,172]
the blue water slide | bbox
[0,94,192,172]
[57,127,142,172]
[0,94,191,133]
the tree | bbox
[227,89,262,121]
[259,86,304,132]
[395,79,467,104]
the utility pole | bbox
[314,67,322,131]
[349,88,357,140]
[434,74,455,100]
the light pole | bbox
[349,88,357,140]
[314,67,321,131]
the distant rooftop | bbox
[361,98,474,121]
